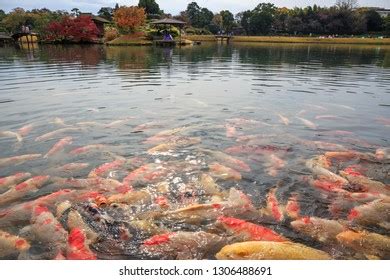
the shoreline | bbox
[184,35,390,45]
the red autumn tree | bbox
[113,6,146,34]
[46,15,100,42]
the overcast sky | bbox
[0,0,389,14]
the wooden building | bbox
[80,13,110,37]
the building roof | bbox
[151,18,186,26]
[79,13,110,23]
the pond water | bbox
[0,43,389,260]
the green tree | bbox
[249,3,276,35]
[98,7,113,21]
[186,2,213,28]
[220,10,234,32]
[138,0,161,15]
[364,9,383,32]
[237,10,252,35]
[384,15,390,36]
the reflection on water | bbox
[0,43,389,260]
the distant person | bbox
[163,32,173,41]
[25,26,30,33]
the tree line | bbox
[0,0,389,40]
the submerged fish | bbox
[217,216,287,242]
[348,199,390,229]
[88,159,126,178]
[339,169,390,196]
[147,137,201,154]
[0,173,31,190]
[296,117,317,129]
[66,228,97,260]
[266,188,284,222]
[0,230,30,258]
[291,217,345,244]
[55,163,90,173]
[225,124,237,138]
[0,131,23,143]
[209,163,242,181]
[35,127,82,142]
[69,144,107,155]
[141,231,227,260]
[201,149,251,172]
[216,241,331,260]
[0,176,50,206]
[44,136,73,158]
[30,205,68,253]
[18,124,34,137]
[0,154,41,167]
[306,156,348,185]
[277,114,290,125]
[336,230,390,259]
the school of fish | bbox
[0,113,389,260]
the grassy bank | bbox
[106,35,153,46]
[184,35,390,45]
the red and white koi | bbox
[209,162,242,181]
[266,188,284,222]
[0,230,30,257]
[44,136,73,158]
[0,172,31,190]
[88,159,126,178]
[35,127,82,142]
[0,154,41,167]
[69,144,106,155]
[0,176,50,206]
[66,228,97,260]
[18,124,34,137]
[217,216,287,242]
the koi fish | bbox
[18,124,34,137]
[122,163,169,186]
[0,176,50,206]
[35,127,82,142]
[0,173,31,190]
[347,199,390,229]
[66,228,97,260]
[306,156,348,184]
[107,190,151,205]
[44,136,73,158]
[336,230,390,259]
[209,163,242,181]
[285,193,301,219]
[375,147,390,160]
[0,154,41,167]
[69,144,107,155]
[339,169,390,196]
[201,149,251,172]
[291,217,345,244]
[0,230,30,257]
[141,231,227,260]
[55,163,90,172]
[296,117,317,129]
[30,205,68,253]
[264,154,285,177]
[104,117,134,128]
[147,137,201,154]
[88,159,126,178]
[277,114,290,125]
[225,124,237,138]
[217,216,287,242]
[216,241,331,260]
[266,188,284,222]
[0,131,23,142]
[225,145,291,155]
